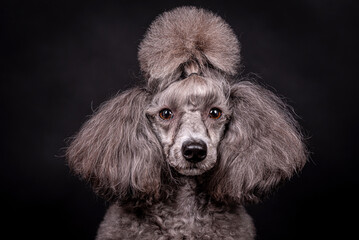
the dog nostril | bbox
[182,140,207,163]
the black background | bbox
[2,0,358,239]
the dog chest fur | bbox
[96,178,255,239]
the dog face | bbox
[147,75,230,176]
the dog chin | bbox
[172,162,215,176]
[176,168,206,176]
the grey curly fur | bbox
[67,6,306,239]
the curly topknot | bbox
[138,6,240,81]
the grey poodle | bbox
[67,6,306,239]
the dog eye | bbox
[209,108,222,119]
[159,109,173,120]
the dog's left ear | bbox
[209,81,306,203]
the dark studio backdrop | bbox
[2,0,358,239]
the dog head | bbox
[67,6,306,204]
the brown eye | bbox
[159,108,173,120]
[209,108,222,119]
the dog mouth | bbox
[176,167,208,176]
[176,166,204,176]
[167,144,217,176]
[170,159,216,176]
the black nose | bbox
[182,140,207,163]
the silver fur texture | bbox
[67,6,306,240]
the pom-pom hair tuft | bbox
[138,6,240,86]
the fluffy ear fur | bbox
[66,88,163,201]
[209,81,306,203]
[138,6,240,89]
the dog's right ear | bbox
[66,88,163,201]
